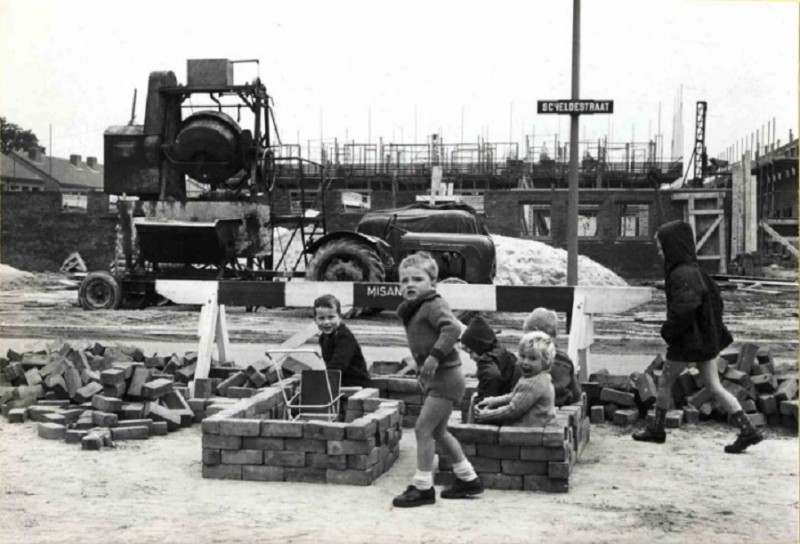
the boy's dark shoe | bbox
[631,427,667,443]
[440,477,484,499]
[724,428,764,454]
[392,485,435,507]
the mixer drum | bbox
[170,110,245,185]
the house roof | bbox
[0,152,45,182]
[11,150,104,191]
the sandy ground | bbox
[0,272,798,543]
[0,417,797,544]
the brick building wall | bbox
[1,192,116,272]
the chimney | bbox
[27,146,44,162]
[86,156,97,169]
[70,154,82,166]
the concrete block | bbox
[241,437,285,450]
[202,464,242,480]
[74,382,104,404]
[683,405,700,424]
[222,449,263,465]
[476,443,521,459]
[634,372,658,404]
[524,475,568,493]
[144,402,181,431]
[284,438,327,453]
[217,371,248,396]
[119,402,146,420]
[92,395,123,413]
[284,467,326,484]
[481,473,524,490]
[498,426,544,446]
[327,439,375,455]
[42,412,67,425]
[126,366,153,399]
[141,378,173,400]
[261,420,304,438]
[748,412,767,427]
[193,378,214,399]
[111,426,150,440]
[151,421,169,436]
[307,453,348,470]
[543,427,566,447]
[612,409,638,426]
[757,394,778,414]
[202,434,242,449]
[448,423,498,444]
[65,429,88,444]
[264,450,306,467]
[665,410,683,429]
[469,456,501,473]
[687,387,713,408]
[219,418,261,437]
[345,417,378,441]
[735,343,760,374]
[500,459,548,476]
[346,447,381,471]
[100,368,126,386]
[81,432,104,451]
[326,468,373,486]
[242,465,284,482]
[304,421,347,441]
[520,445,568,462]
[589,405,605,423]
[38,422,66,440]
[600,388,636,407]
[780,400,798,417]
[92,410,118,427]
[548,461,571,480]
[8,408,26,423]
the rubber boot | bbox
[724,411,764,454]
[632,406,667,443]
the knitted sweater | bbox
[396,290,461,367]
[318,323,371,387]
[476,371,556,427]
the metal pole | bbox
[567,0,581,286]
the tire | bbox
[78,271,123,310]
[306,239,385,283]
[306,239,385,318]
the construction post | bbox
[567,0,581,286]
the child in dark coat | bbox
[522,307,582,407]
[632,220,763,453]
[313,294,370,388]
[460,315,518,404]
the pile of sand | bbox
[272,230,626,286]
[492,234,627,287]
[0,264,40,290]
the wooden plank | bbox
[216,304,230,365]
[156,280,218,305]
[688,209,724,215]
[730,160,744,259]
[671,191,726,201]
[695,216,722,252]
[760,220,800,258]
[195,291,219,381]
[718,195,727,274]
[744,153,758,253]
[697,255,722,260]
[577,286,652,314]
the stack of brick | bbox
[434,403,590,493]
[1,343,203,450]
[202,387,403,485]
[583,343,798,433]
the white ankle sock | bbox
[452,459,477,481]
[412,470,433,490]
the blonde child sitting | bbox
[474,331,557,427]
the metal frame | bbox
[264,349,343,421]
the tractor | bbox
[78,59,495,311]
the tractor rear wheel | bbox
[306,239,385,283]
[78,271,123,310]
[306,239,385,317]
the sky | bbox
[0,0,797,167]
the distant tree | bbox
[0,117,42,155]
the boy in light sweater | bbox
[474,331,557,427]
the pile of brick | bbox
[202,386,403,485]
[434,403,589,493]
[584,343,798,432]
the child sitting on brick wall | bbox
[523,307,582,407]
[474,331,557,427]
[392,252,483,507]
[461,314,519,404]
[313,294,370,388]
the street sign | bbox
[537,100,614,114]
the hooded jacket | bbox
[475,364,556,427]
[657,220,733,361]
[462,315,520,402]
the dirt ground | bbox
[0,274,798,543]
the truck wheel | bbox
[78,271,123,310]
[306,239,385,283]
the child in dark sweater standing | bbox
[392,252,483,507]
[314,294,371,388]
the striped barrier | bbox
[155,280,653,387]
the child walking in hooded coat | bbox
[392,252,483,507]
[633,219,764,453]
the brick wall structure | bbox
[0,192,116,271]
[201,384,403,485]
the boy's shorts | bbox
[425,365,466,404]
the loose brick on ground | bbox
[38,422,66,440]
